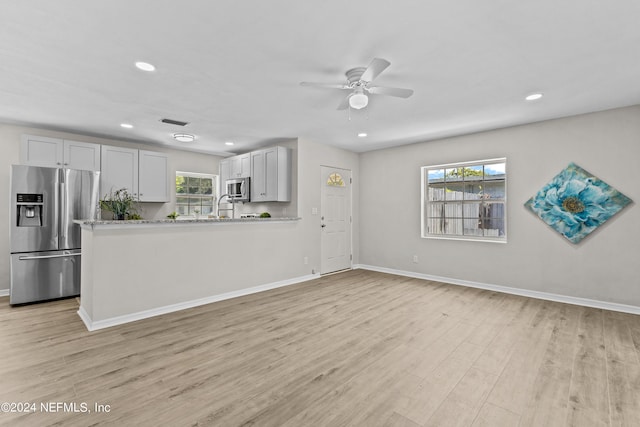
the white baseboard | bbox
[0,289,9,297]
[354,264,640,316]
[78,273,321,331]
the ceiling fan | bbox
[300,58,414,110]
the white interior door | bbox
[321,166,352,275]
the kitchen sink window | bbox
[421,158,507,242]
[175,171,217,216]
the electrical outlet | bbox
[312,207,318,215]
[413,255,419,263]
[304,256,309,265]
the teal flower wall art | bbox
[525,163,632,244]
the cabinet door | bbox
[263,148,279,201]
[219,159,230,193]
[100,145,139,199]
[239,154,251,178]
[139,150,169,202]
[20,135,63,167]
[250,150,266,202]
[63,140,101,171]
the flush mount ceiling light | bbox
[173,133,195,143]
[349,88,369,110]
[225,141,234,146]
[358,132,367,137]
[120,123,133,129]
[135,61,156,72]
[525,93,543,101]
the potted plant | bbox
[100,188,138,220]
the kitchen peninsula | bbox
[76,217,311,331]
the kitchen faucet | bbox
[217,194,235,219]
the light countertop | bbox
[75,217,301,230]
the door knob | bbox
[321,224,326,228]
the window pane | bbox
[464,183,483,200]
[428,184,445,201]
[201,205,213,215]
[464,165,483,181]
[483,181,505,199]
[483,201,506,219]
[482,219,504,237]
[444,201,463,219]
[426,217,447,235]
[201,179,213,194]
[428,169,445,183]
[176,197,190,204]
[445,168,464,182]
[484,163,506,180]
[443,218,463,235]
[428,202,445,218]
[201,197,214,206]
[176,205,189,215]
[445,182,464,200]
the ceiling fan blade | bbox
[300,82,350,90]
[368,86,414,98]
[360,58,391,82]
[337,94,351,110]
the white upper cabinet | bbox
[21,135,100,171]
[219,158,231,184]
[100,145,139,199]
[250,146,291,202]
[63,140,101,171]
[231,154,251,178]
[138,150,169,202]
[220,153,251,182]
[100,145,169,202]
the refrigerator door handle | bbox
[53,176,60,245]
[60,171,68,244]
[18,253,81,261]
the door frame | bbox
[320,165,353,275]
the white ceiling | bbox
[1,1,639,156]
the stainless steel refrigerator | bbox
[10,165,99,305]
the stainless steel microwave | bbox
[226,177,250,202]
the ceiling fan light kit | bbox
[349,90,369,110]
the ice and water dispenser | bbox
[16,193,43,227]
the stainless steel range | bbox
[9,165,99,305]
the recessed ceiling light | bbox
[135,61,156,72]
[525,93,543,101]
[225,141,234,146]
[358,133,367,137]
[173,133,195,143]
[120,123,133,129]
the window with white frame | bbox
[175,171,217,216]
[421,158,506,242]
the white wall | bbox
[0,123,223,292]
[359,105,640,307]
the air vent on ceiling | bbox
[160,118,189,126]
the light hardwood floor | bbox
[1,270,640,426]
